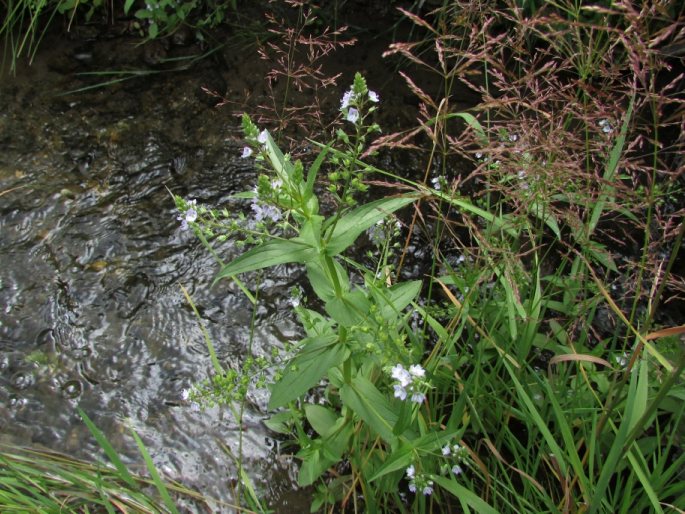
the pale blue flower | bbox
[177,200,198,230]
[422,482,434,496]
[442,445,451,456]
[251,202,281,223]
[391,364,412,387]
[394,384,408,400]
[411,392,426,404]
[452,465,463,475]
[341,89,354,109]
[346,107,359,124]
[599,119,613,133]
[185,208,197,223]
[409,364,425,377]
[408,483,417,493]
[241,146,253,158]
[406,465,415,479]
[368,90,379,102]
[258,129,269,144]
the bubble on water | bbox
[61,380,83,399]
[10,370,35,390]
[9,395,28,408]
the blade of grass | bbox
[77,408,137,491]
[129,428,180,514]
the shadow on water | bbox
[0,31,311,511]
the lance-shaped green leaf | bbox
[340,375,398,444]
[213,238,316,284]
[268,335,349,409]
[325,196,417,256]
[371,280,422,321]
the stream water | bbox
[0,29,318,511]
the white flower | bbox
[346,107,360,124]
[241,146,253,158]
[411,392,426,404]
[430,176,441,191]
[181,388,190,401]
[517,170,527,180]
[442,445,451,456]
[406,465,415,479]
[391,364,412,387]
[341,89,354,109]
[422,483,434,496]
[475,151,483,159]
[452,465,463,475]
[393,384,408,400]
[599,119,613,133]
[509,133,518,142]
[408,364,425,378]
[251,202,281,223]
[257,129,269,144]
[185,208,197,223]
[368,90,379,102]
[408,482,417,493]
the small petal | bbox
[391,364,412,387]
[368,90,379,102]
[185,208,198,223]
[257,129,268,144]
[411,392,426,404]
[241,146,253,158]
[341,89,354,109]
[394,384,408,400]
[346,107,359,124]
[408,364,425,378]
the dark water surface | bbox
[0,33,311,511]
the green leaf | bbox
[77,409,137,490]
[268,335,348,409]
[213,238,316,284]
[368,445,413,482]
[325,289,370,326]
[373,280,422,320]
[307,258,350,302]
[305,405,338,437]
[431,475,498,514]
[588,95,634,236]
[304,145,329,202]
[124,0,135,13]
[340,376,398,444]
[325,196,417,256]
[264,411,295,434]
[129,428,180,514]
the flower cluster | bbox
[440,442,469,476]
[339,73,379,125]
[390,363,428,404]
[177,199,198,230]
[405,465,434,495]
[367,217,402,248]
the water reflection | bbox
[0,38,306,510]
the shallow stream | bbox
[0,30,316,511]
